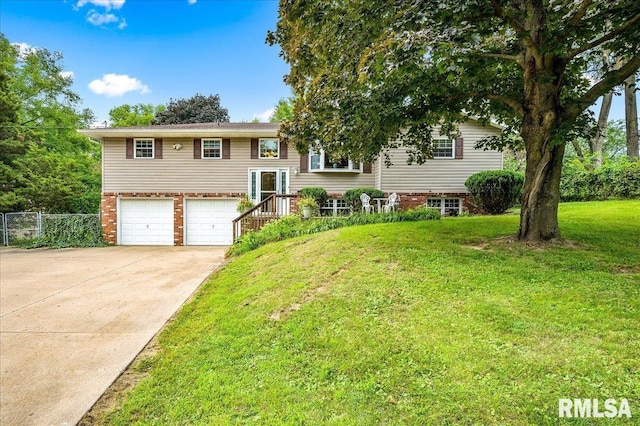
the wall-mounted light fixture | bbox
[292,166,299,175]
[172,143,183,150]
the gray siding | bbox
[379,122,503,193]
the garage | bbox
[119,198,174,245]
[185,198,238,245]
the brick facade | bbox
[101,192,245,245]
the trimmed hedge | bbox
[560,157,640,201]
[37,214,105,248]
[228,207,440,256]
[343,188,385,211]
[299,187,329,207]
[465,170,524,214]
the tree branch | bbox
[480,53,525,68]
[563,54,640,122]
[566,12,640,60]
[568,0,593,27]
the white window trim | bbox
[309,150,362,173]
[134,138,154,159]
[202,138,222,159]
[247,168,290,204]
[432,138,454,159]
[259,138,280,159]
[426,197,462,215]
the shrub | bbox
[299,187,329,207]
[236,196,255,213]
[465,170,524,214]
[228,207,440,256]
[343,188,385,211]
[560,157,640,201]
[36,214,105,248]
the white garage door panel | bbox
[186,199,237,246]
[120,199,174,246]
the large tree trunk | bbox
[625,73,639,158]
[517,3,565,242]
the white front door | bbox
[185,198,238,245]
[249,169,289,204]
[119,198,174,245]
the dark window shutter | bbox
[455,137,463,159]
[222,138,231,159]
[193,138,201,159]
[363,163,372,174]
[251,138,259,159]
[154,138,163,159]
[279,141,288,159]
[299,154,309,173]
[126,138,133,159]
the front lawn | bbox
[93,200,639,425]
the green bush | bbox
[560,157,640,201]
[343,188,385,211]
[228,207,440,256]
[465,170,524,214]
[299,187,329,207]
[35,214,105,248]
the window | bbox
[259,139,279,159]
[310,150,361,172]
[135,138,154,158]
[427,198,461,216]
[433,138,454,159]
[202,138,221,159]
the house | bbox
[78,120,502,246]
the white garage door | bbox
[119,199,174,246]
[185,198,238,246]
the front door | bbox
[249,169,289,205]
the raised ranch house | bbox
[79,120,502,246]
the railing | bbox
[232,194,299,241]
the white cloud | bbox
[118,18,127,29]
[60,71,75,80]
[13,42,37,58]
[253,108,275,122]
[88,73,150,97]
[87,10,119,25]
[188,0,197,4]
[76,0,125,10]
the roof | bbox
[78,122,281,139]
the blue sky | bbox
[1,0,634,125]
[2,0,290,124]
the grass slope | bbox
[104,201,639,425]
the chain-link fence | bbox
[2,212,102,247]
[5,212,40,245]
[0,213,5,245]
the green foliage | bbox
[236,196,255,213]
[35,214,105,248]
[343,188,385,211]
[101,201,639,425]
[465,170,524,214]
[0,34,100,213]
[109,103,165,127]
[561,157,640,201]
[269,95,295,122]
[228,207,440,256]
[152,93,230,125]
[298,187,328,207]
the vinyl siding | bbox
[379,122,503,193]
[103,137,374,194]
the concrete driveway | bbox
[0,245,226,426]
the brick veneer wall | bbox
[101,192,245,245]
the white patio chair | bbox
[383,192,399,213]
[360,193,374,214]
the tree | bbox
[268,1,640,242]
[624,71,639,157]
[270,96,295,122]
[109,103,165,127]
[0,33,100,213]
[152,93,230,125]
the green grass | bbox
[102,200,639,425]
